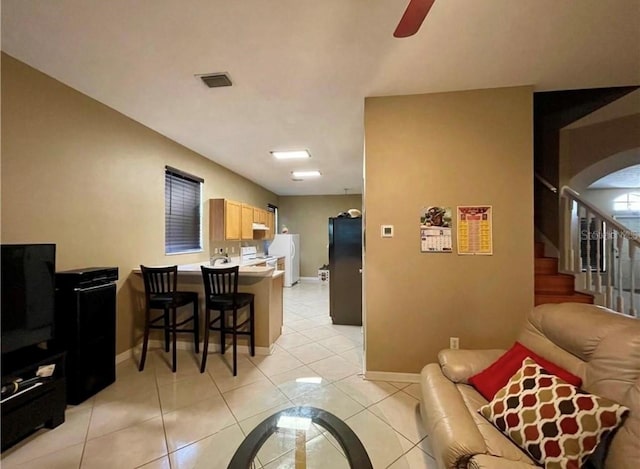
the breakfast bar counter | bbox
[132,262,284,354]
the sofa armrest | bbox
[420,364,488,468]
[467,454,537,469]
[438,349,505,384]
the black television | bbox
[1,244,56,355]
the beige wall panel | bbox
[364,86,534,373]
[559,114,640,188]
[1,54,278,354]
[278,195,362,277]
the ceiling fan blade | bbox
[393,0,436,38]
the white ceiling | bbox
[589,163,640,189]
[2,0,639,195]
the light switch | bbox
[381,225,394,238]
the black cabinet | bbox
[1,346,66,451]
[55,267,118,405]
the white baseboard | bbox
[116,340,274,364]
[299,277,320,281]
[364,371,420,383]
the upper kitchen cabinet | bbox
[210,198,242,240]
[266,211,275,238]
[241,204,254,240]
[253,208,267,225]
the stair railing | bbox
[560,186,638,317]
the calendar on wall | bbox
[457,206,493,255]
[420,206,453,253]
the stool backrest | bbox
[201,266,239,297]
[140,265,178,299]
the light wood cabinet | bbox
[241,204,254,240]
[266,211,275,238]
[211,199,275,241]
[253,208,267,224]
[210,198,242,240]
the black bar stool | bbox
[139,265,200,372]
[200,265,255,376]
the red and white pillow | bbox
[478,358,628,469]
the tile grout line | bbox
[77,397,96,469]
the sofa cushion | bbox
[457,384,535,465]
[479,358,628,469]
[468,342,582,400]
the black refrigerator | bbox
[329,217,362,326]
[55,267,118,404]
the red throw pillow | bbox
[468,342,582,400]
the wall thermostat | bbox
[381,225,394,238]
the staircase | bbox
[534,242,593,306]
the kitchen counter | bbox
[131,260,284,355]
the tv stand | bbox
[1,346,66,451]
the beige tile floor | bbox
[1,281,437,469]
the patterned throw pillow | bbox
[478,358,628,469]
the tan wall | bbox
[278,195,362,277]
[1,54,278,354]
[559,114,640,188]
[364,86,534,373]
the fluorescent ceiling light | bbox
[277,416,312,431]
[291,170,321,178]
[271,150,311,160]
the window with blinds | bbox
[165,166,203,254]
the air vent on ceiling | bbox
[200,73,232,88]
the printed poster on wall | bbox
[420,206,452,253]
[457,206,493,255]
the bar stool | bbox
[139,265,200,372]
[200,265,255,376]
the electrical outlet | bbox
[450,337,460,349]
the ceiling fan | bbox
[394,0,436,38]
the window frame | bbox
[164,166,204,255]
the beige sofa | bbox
[419,303,640,469]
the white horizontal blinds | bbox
[165,167,203,254]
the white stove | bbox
[240,246,277,266]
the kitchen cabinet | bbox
[241,204,254,240]
[266,211,275,238]
[211,199,275,241]
[253,208,267,225]
[210,199,242,240]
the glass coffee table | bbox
[228,406,373,469]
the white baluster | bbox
[616,234,624,314]
[629,241,637,317]
[605,223,614,309]
[574,204,584,274]
[594,216,602,294]
[563,197,573,272]
[585,211,593,291]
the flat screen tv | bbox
[1,244,56,355]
